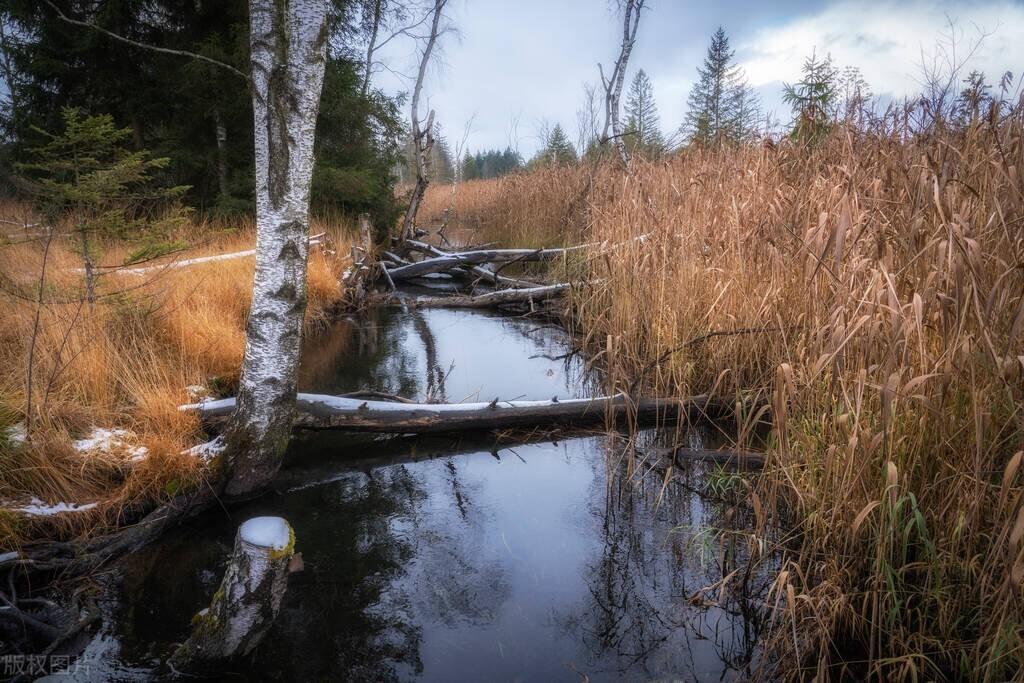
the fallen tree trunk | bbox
[405,240,542,289]
[182,392,734,433]
[386,244,585,281]
[401,282,574,309]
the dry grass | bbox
[0,209,352,546]
[424,115,1024,679]
[418,165,591,248]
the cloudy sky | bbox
[373,0,1024,157]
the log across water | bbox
[182,393,735,433]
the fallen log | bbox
[386,244,584,281]
[405,240,542,289]
[403,282,574,308]
[181,392,734,433]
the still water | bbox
[60,307,768,681]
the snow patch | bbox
[182,436,226,463]
[14,497,98,516]
[4,422,27,446]
[240,516,291,550]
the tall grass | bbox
[423,113,1024,678]
[0,210,351,545]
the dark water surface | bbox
[56,307,768,682]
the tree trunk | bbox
[214,108,230,201]
[400,0,446,241]
[168,517,294,672]
[185,392,737,433]
[223,0,329,497]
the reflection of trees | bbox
[559,450,770,680]
[298,308,423,398]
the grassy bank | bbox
[419,114,1024,679]
[0,208,351,547]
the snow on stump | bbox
[169,517,294,673]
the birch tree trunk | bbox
[400,0,446,241]
[599,0,644,166]
[169,517,295,672]
[223,0,329,497]
[214,108,230,201]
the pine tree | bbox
[624,69,665,157]
[460,151,478,181]
[539,124,577,165]
[18,108,189,302]
[683,27,760,145]
[782,50,839,142]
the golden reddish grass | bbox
[423,118,1024,679]
[0,210,352,545]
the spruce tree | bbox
[683,27,760,145]
[782,50,839,142]
[624,69,665,157]
[539,124,577,165]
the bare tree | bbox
[223,0,330,496]
[598,0,645,166]
[400,0,448,241]
[575,81,601,154]
[360,1,435,97]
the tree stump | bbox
[168,517,295,673]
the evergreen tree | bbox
[460,151,478,181]
[536,124,577,166]
[683,27,760,145]
[1,1,404,228]
[18,108,188,301]
[624,69,665,157]
[782,50,839,142]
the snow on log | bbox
[404,282,574,308]
[168,517,294,673]
[386,244,586,281]
[181,392,734,433]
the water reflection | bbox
[87,306,769,681]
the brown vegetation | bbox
[0,209,351,546]
[418,112,1024,679]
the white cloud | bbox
[738,1,1024,98]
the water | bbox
[62,306,768,682]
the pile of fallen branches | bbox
[343,233,586,310]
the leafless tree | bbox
[360,0,435,97]
[575,81,601,154]
[400,0,448,242]
[598,0,645,166]
[223,0,330,496]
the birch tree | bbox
[223,0,330,496]
[400,0,447,241]
[598,0,645,166]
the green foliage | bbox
[460,148,521,181]
[624,69,665,157]
[783,51,839,143]
[683,27,760,145]
[533,124,577,167]
[2,1,404,230]
[17,108,189,300]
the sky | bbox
[372,0,1024,158]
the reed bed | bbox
[424,114,1024,679]
[0,210,352,546]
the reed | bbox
[423,112,1024,679]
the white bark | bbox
[169,517,294,672]
[182,392,734,432]
[224,0,330,496]
[599,0,645,166]
[400,0,447,240]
